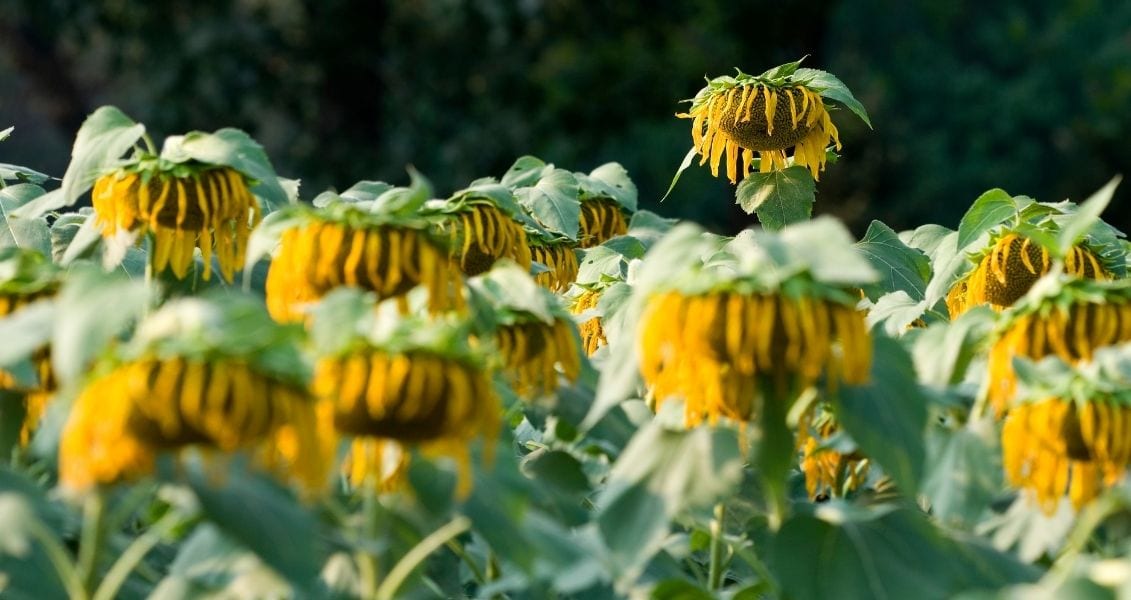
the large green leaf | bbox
[1055,176,1121,257]
[956,189,1016,251]
[50,267,150,384]
[0,163,51,185]
[501,155,550,188]
[836,336,928,495]
[910,307,995,387]
[778,216,879,286]
[866,290,927,336]
[53,106,145,215]
[769,504,1037,600]
[0,185,52,256]
[149,524,293,599]
[792,68,872,128]
[0,301,55,370]
[922,422,1002,528]
[185,463,322,592]
[856,220,932,301]
[515,169,581,240]
[168,128,290,213]
[588,162,638,212]
[736,166,815,229]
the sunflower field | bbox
[1,58,1130,600]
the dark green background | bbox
[2,0,1128,234]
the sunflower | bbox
[638,290,870,427]
[312,346,499,496]
[444,203,532,276]
[495,317,582,398]
[948,233,1109,318]
[987,281,1131,415]
[578,199,627,249]
[265,213,463,321]
[60,355,323,491]
[796,405,869,499]
[570,288,607,356]
[92,166,260,282]
[677,70,842,183]
[530,241,580,293]
[1002,397,1130,513]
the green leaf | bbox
[866,291,927,336]
[185,464,322,591]
[855,220,932,301]
[0,493,71,600]
[837,336,928,495]
[501,155,550,188]
[0,127,11,142]
[902,224,955,259]
[521,449,591,496]
[922,231,968,310]
[516,169,581,240]
[1056,176,1121,257]
[0,301,55,369]
[588,162,638,212]
[923,423,1001,528]
[596,482,671,581]
[661,147,698,202]
[51,267,150,384]
[779,216,879,286]
[957,189,1016,251]
[758,58,807,81]
[55,106,145,214]
[171,128,290,213]
[792,68,872,128]
[736,166,815,229]
[371,167,433,216]
[0,164,51,185]
[0,185,51,256]
[649,579,712,599]
[339,180,393,204]
[910,306,995,387]
[150,524,293,598]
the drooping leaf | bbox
[661,147,698,202]
[866,291,927,336]
[169,128,290,213]
[50,267,150,384]
[922,422,1002,528]
[792,68,872,128]
[837,336,928,495]
[515,169,581,240]
[736,166,815,229]
[956,189,1016,251]
[53,106,145,215]
[501,155,550,188]
[588,162,638,212]
[910,306,995,387]
[855,220,932,301]
[1055,176,1121,257]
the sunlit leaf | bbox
[52,106,145,216]
[736,166,815,229]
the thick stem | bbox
[707,502,728,591]
[24,516,85,600]
[92,511,180,600]
[375,516,471,600]
[356,484,381,598]
[76,491,106,595]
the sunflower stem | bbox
[92,510,180,600]
[445,539,486,585]
[375,516,471,600]
[707,502,728,591]
[77,490,107,595]
[357,483,381,598]
[24,514,86,600]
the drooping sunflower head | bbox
[570,288,607,356]
[796,403,869,500]
[627,218,878,427]
[530,238,580,293]
[309,294,499,494]
[575,165,636,248]
[578,199,628,249]
[59,294,325,492]
[987,277,1131,415]
[264,202,464,322]
[431,183,533,275]
[676,61,868,183]
[949,231,1110,317]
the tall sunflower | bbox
[530,239,580,293]
[442,201,532,276]
[676,61,867,183]
[578,199,627,249]
[948,232,1109,318]
[987,278,1131,415]
[309,295,499,496]
[265,204,463,321]
[59,295,324,492]
[93,166,260,282]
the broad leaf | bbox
[516,169,581,240]
[1055,176,1121,257]
[54,106,145,215]
[0,163,51,185]
[588,162,638,212]
[501,155,550,188]
[51,267,149,384]
[170,128,290,213]
[910,307,995,387]
[923,422,1001,528]
[855,220,931,301]
[957,189,1015,251]
[792,68,872,128]
[736,166,815,229]
[866,291,927,336]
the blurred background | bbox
[1,0,1129,235]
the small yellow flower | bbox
[1003,397,1129,513]
[678,80,840,182]
[495,318,582,398]
[92,167,260,282]
[638,291,870,426]
[578,199,627,248]
[60,356,323,491]
[570,289,607,356]
[948,233,1109,317]
[265,218,463,321]
[530,242,580,293]
[444,203,532,276]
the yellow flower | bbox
[1002,397,1129,513]
[987,296,1131,415]
[0,291,57,445]
[265,219,463,321]
[341,438,409,492]
[530,242,580,293]
[638,291,870,426]
[797,406,869,499]
[445,203,532,276]
[92,167,260,282]
[312,348,499,496]
[60,356,324,492]
[678,81,840,182]
[571,289,607,355]
[495,318,582,398]
[948,233,1109,318]
[578,199,627,248]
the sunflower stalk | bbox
[77,490,106,595]
[707,502,728,591]
[92,510,182,600]
[357,482,382,598]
